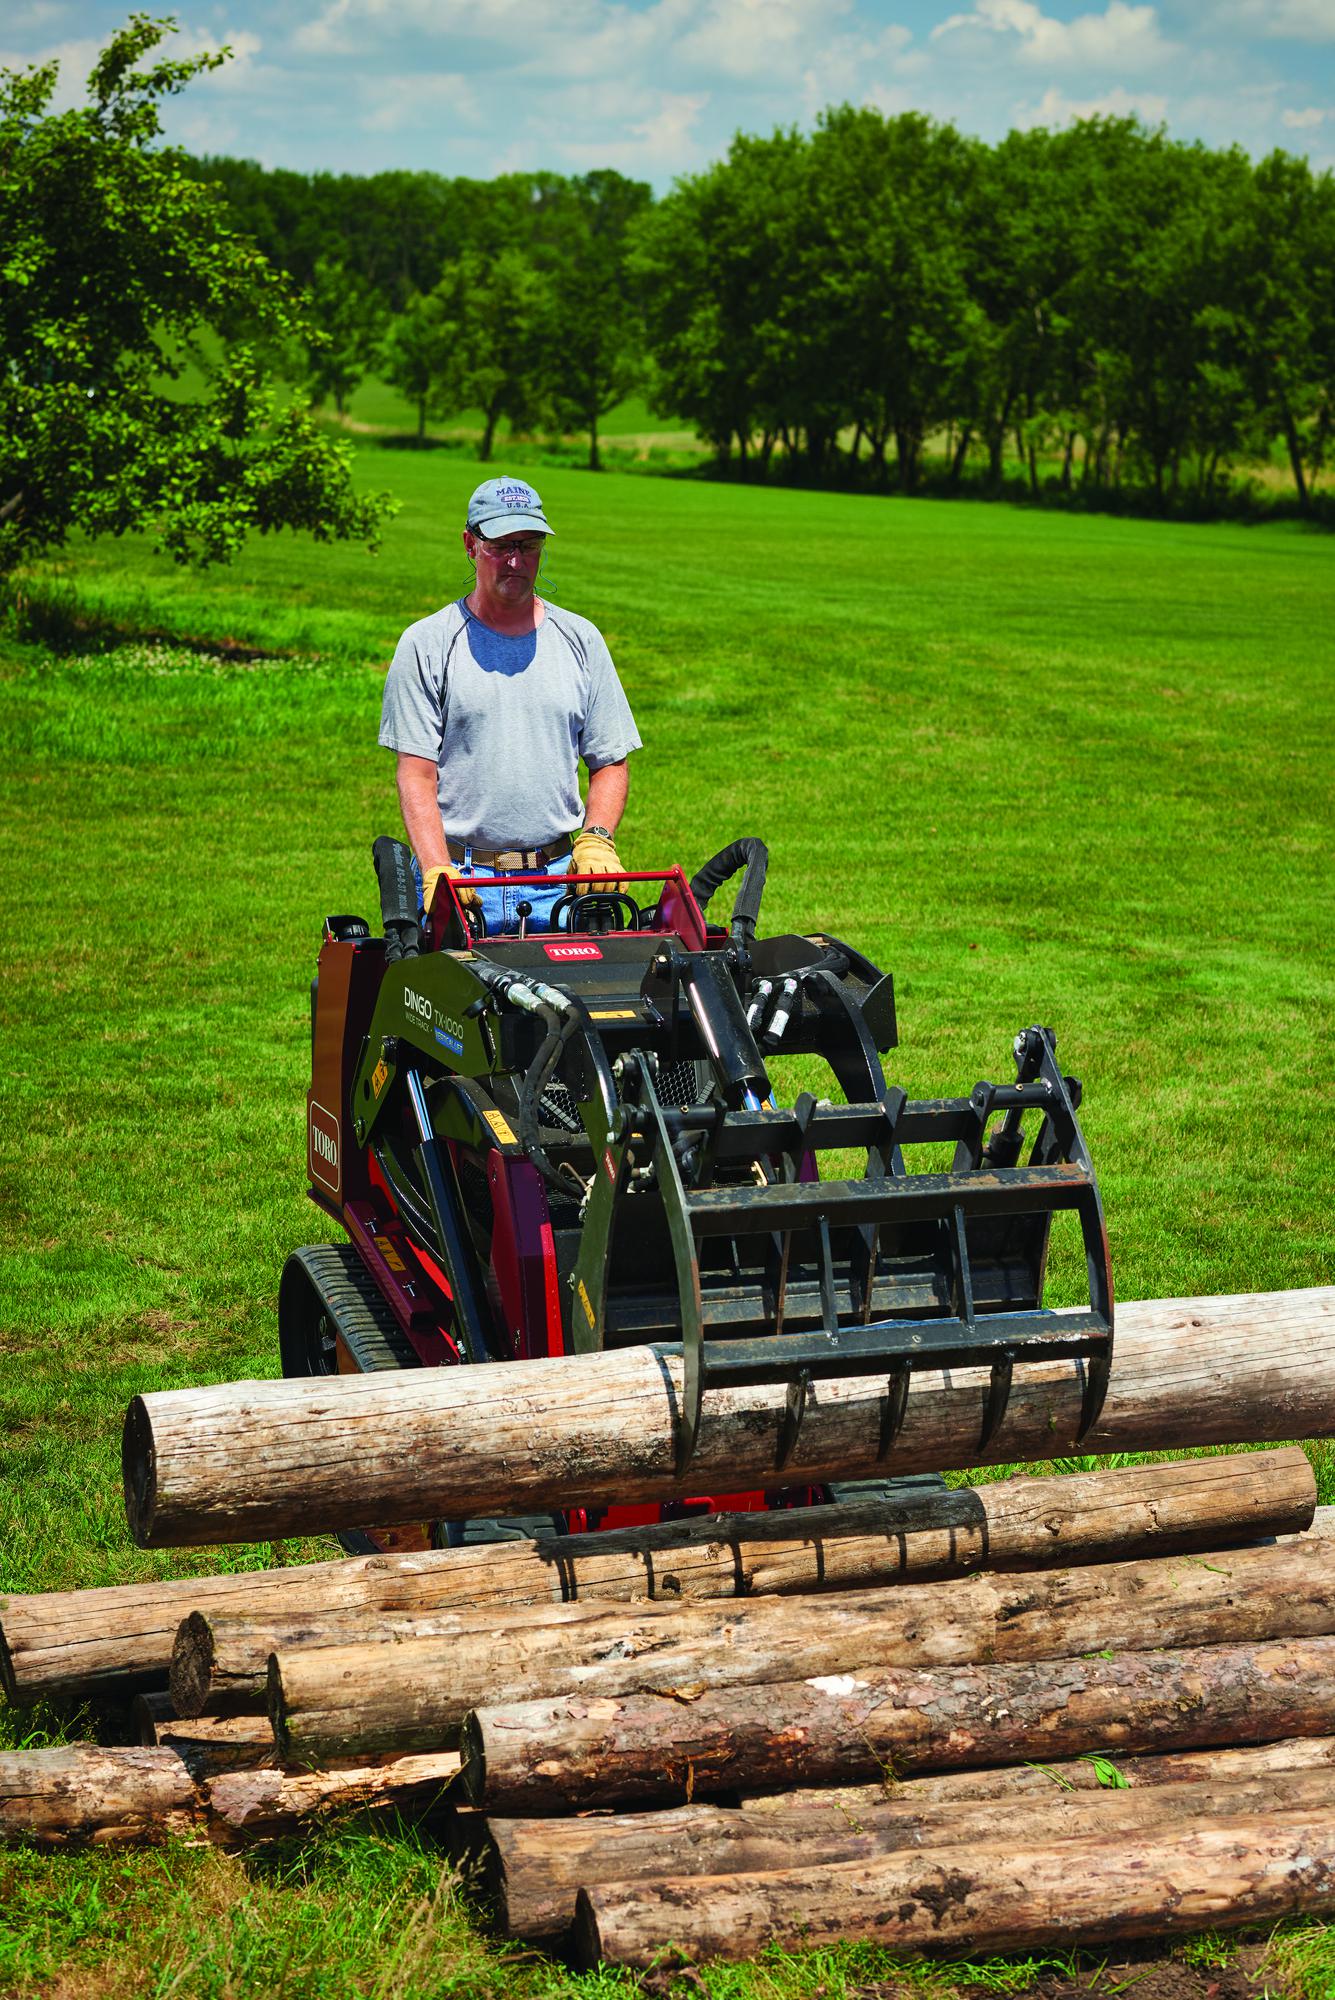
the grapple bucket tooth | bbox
[979,1349,1015,1453]
[1076,1348,1112,1443]
[776,1367,812,1470]
[877,1362,911,1461]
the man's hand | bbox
[572,825,629,894]
[422,861,480,916]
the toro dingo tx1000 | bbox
[281,837,1112,1551]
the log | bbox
[269,1537,1335,1761]
[7,1448,1314,1702]
[206,1752,461,1844]
[739,1732,1335,1812]
[0,1747,200,1847]
[133,1692,278,1776]
[488,1765,1335,1942]
[123,1288,1335,1546]
[461,1633,1335,1810]
[573,1811,1335,1966]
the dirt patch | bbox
[951,1937,1287,2000]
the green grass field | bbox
[1,449,1333,1995]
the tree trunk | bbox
[133,1691,278,1775]
[949,425,973,489]
[489,1767,1335,1943]
[739,1732,1335,1815]
[416,396,426,445]
[6,1448,1311,1707]
[588,408,601,472]
[0,1747,200,1847]
[575,1811,1335,1967]
[271,1538,1335,1763]
[1061,428,1077,491]
[206,1752,461,1846]
[1280,397,1311,513]
[479,398,501,461]
[461,1633,1335,1811]
[122,1289,1335,1549]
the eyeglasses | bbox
[473,535,545,562]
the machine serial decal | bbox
[308,1101,341,1195]
[590,1007,637,1019]
[483,1109,518,1147]
[544,941,602,961]
[577,1278,596,1328]
[373,1232,407,1274]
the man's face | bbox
[465,529,546,612]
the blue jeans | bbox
[413,853,572,938]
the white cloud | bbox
[932,0,1176,74]
[556,89,710,171]
[1218,0,1335,41]
[360,69,479,131]
[1282,104,1328,126]
[1016,80,1169,125]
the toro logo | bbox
[544,941,602,961]
[309,1101,341,1195]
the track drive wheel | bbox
[278,1243,424,1556]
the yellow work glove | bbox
[571,826,629,894]
[422,861,480,917]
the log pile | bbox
[4,1287,1335,1970]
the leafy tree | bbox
[430,249,554,460]
[301,256,385,416]
[1238,151,1335,512]
[532,170,651,470]
[379,288,456,445]
[0,17,392,574]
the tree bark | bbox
[575,1811,1335,1967]
[489,1766,1335,1943]
[271,1538,1335,1762]
[7,1448,1312,1706]
[122,1289,1335,1548]
[132,1691,278,1776]
[461,1634,1335,1811]
[738,1732,1335,1814]
[0,1747,200,1847]
[206,1752,461,1845]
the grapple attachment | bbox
[342,842,1113,1488]
[569,1023,1111,1475]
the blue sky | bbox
[5,0,1334,185]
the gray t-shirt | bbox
[379,600,641,848]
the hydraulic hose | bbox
[688,837,769,951]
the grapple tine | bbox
[979,1349,1014,1452]
[878,1361,911,1461]
[776,1367,811,1470]
[1076,1348,1112,1443]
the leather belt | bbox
[446,831,573,871]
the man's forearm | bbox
[396,755,449,869]
[583,760,629,834]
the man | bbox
[379,476,641,937]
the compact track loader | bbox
[280,839,1112,1552]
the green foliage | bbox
[1,461,1333,1988]
[0,16,394,572]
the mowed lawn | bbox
[1,455,1332,1995]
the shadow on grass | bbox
[0,578,299,662]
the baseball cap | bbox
[466,477,554,539]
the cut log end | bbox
[168,1611,213,1719]
[121,1397,156,1549]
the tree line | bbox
[190,113,1335,514]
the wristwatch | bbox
[581,824,615,841]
